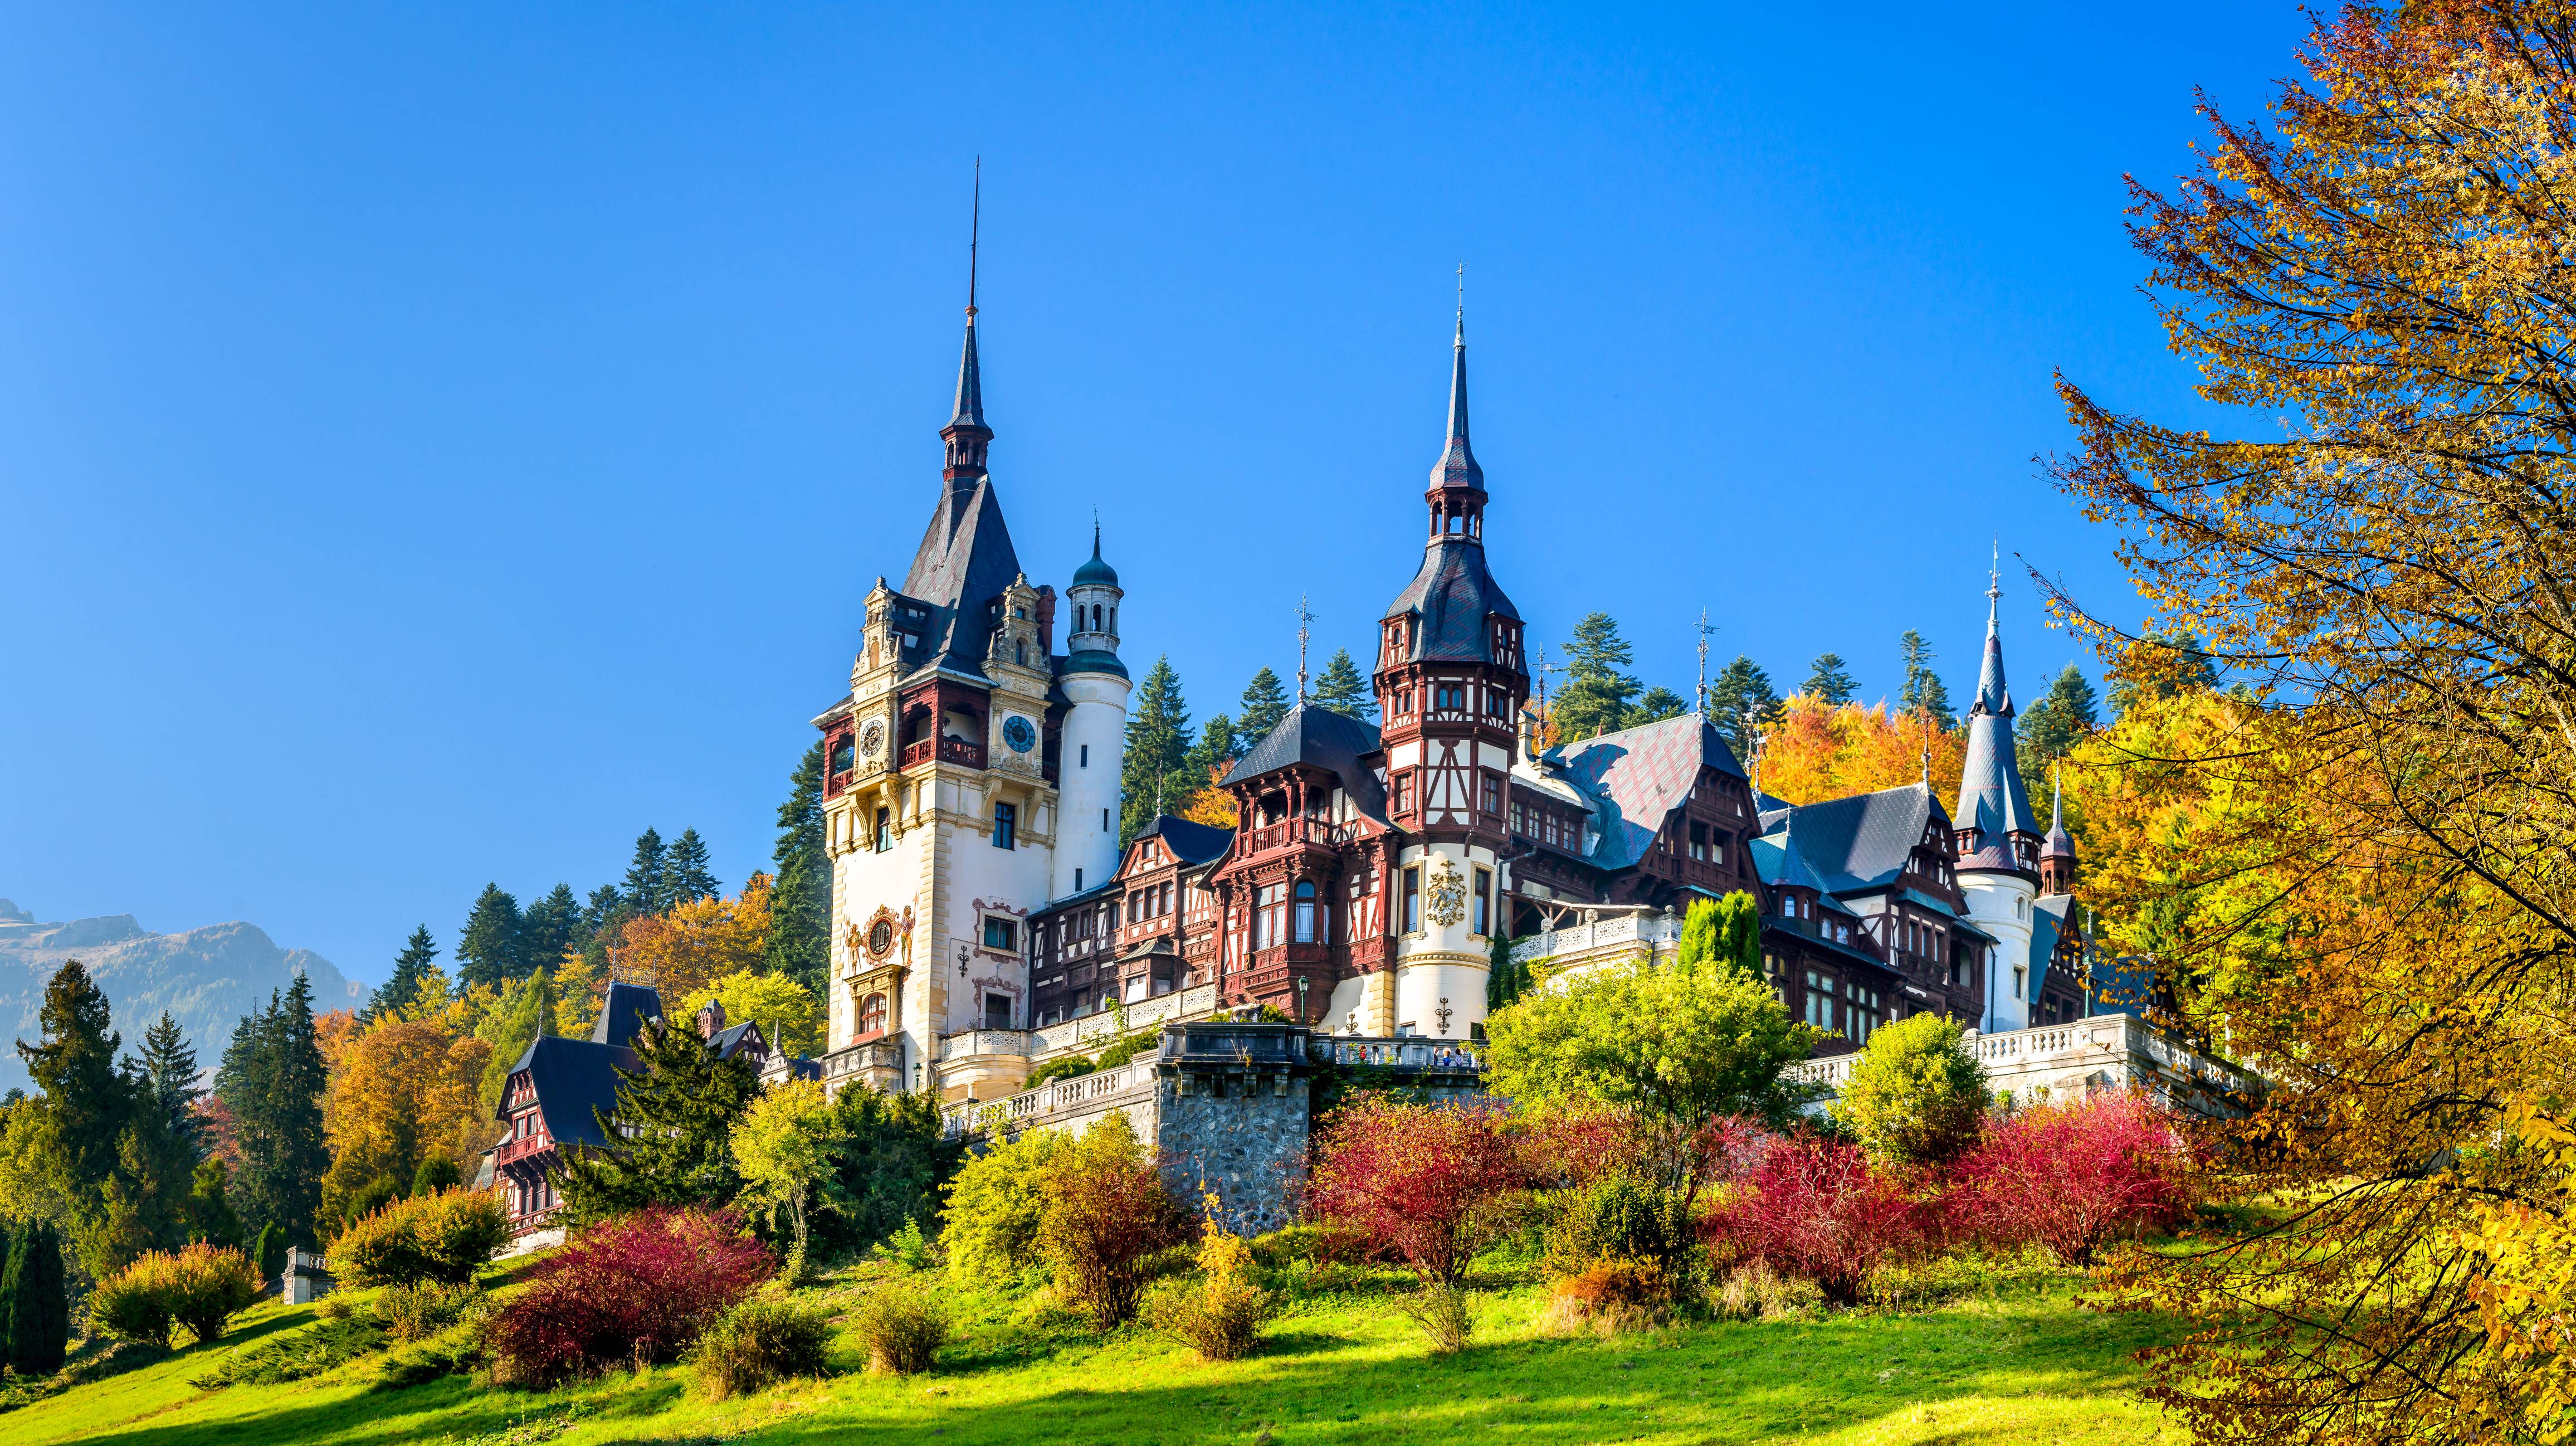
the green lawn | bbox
[0,1260,2185,1446]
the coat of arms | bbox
[1426,855,1468,927]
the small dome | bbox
[1072,525,1119,588]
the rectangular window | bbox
[983,992,1013,1030]
[1402,867,1422,932]
[982,916,1017,952]
[1102,807,1110,833]
[1080,743,1089,767]
[1689,821,1707,861]
[1393,773,1412,814]
[874,807,891,851]
[1480,774,1500,817]
[1074,868,1083,891]
[1473,868,1491,936]
[992,802,1017,850]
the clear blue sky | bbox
[0,3,2305,987]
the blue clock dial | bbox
[1003,716,1037,753]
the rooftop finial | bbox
[1455,261,1466,344]
[943,159,989,451]
[1987,539,2001,619]
[1430,267,1484,495]
[1695,608,1716,715]
[1296,594,1315,704]
[967,157,980,318]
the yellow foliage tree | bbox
[319,1014,492,1229]
[552,946,601,1038]
[608,873,773,1009]
[1175,762,1239,829]
[680,968,824,1058]
[1754,694,1965,806]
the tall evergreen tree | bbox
[1705,655,1784,756]
[4,1222,66,1376]
[183,1155,246,1248]
[1180,712,1236,794]
[1627,687,1690,727]
[135,1010,202,1154]
[623,828,672,916]
[553,1018,760,1224]
[1310,647,1374,719]
[131,1011,205,1240]
[1898,630,1955,725]
[15,961,126,1209]
[477,967,557,1113]
[1554,612,1642,741]
[1235,666,1290,744]
[520,884,584,975]
[666,829,720,904]
[1120,656,1193,841]
[455,884,525,990]
[582,884,627,935]
[2017,663,2102,785]
[215,976,329,1246]
[765,739,831,1002]
[1803,652,1858,705]
[367,926,441,1022]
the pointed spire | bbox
[1970,544,2012,719]
[940,162,992,490]
[1429,264,1484,495]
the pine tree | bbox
[1899,631,1955,725]
[1554,612,1642,741]
[136,1010,202,1153]
[553,1017,760,1223]
[2017,663,2102,785]
[477,967,558,1114]
[1236,667,1290,744]
[1803,652,1858,705]
[2105,627,2222,719]
[183,1155,246,1248]
[4,1222,66,1376]
[1120,656,1193,841]
[216,976,329,1246]
[1311,647,1374,719]
[666,829,720,904]
[455,884,526,990]
[130,1011,204,1249]
[582,884,627,936]
[1705,655,1784,756]
[623,828,671,915]
[15,961,127,1208]
[367,926,441,1022]
[520,884,584,976]
[1180,712,1236,792]
[765,739,831,1004]
[1627,687,1690,727]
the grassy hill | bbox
[0,1257,2184,1446]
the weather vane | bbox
[1295,593,1315,705]
[1696,609,1717,714]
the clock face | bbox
[867,919,895,957]
[858,719,886,758]
[1002,715,1037,753]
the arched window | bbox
[1294,880,1317,942]
[858,993,887,1036]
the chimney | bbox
[1035,585,1057,656]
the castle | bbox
[804,281,2104,1108]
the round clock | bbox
[1002,715,1037,753]
[867,918,895,958]
[858,719,886,758]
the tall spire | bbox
[941,160,992,490]
[1955,551,2042,864]
[1428,263,1485,498]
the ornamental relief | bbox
[1425,855,1469,927]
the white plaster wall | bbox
[1391,840,1496,1038]
[1959,871,2037,1034]
[1051,672,1129,899]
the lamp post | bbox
[1295,973,1310,1023]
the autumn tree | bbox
[2044,8,2576,1437]
[320,1014,490,1236]
[607,874,773,1011]
[730,1078,846,1282]
[681,969,823,1058]
[1758,696,1965,806]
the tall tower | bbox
[1952,561,2043,1033]
[1052,526,1129,898]
[1368,290,1529,1038]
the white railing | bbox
[1030,984,1219,1055]
[1510,911,1681,968]
[941,1051,1162,1137]
[1788,1012,2250,1102]
[934,1029,1032,1063]
[1322,1038,1485,1072]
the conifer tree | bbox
[1310,647,1374,719]
[1236,667,1290,744]
[2016,663,2102,785]
[15,961,126,1211]
[1898,631,1955,726]
[1180,712,1236,792]
[581,884,627,936]
[765,739,832,1002]
[519,884,584,976]
[477,967,558,1113]
[1554,612,1642,741]
[1705,655,1784,755]
[4,1222,66,1376]
[216,976,329,1245]
[183,1155,245,1248]
[367,926,441,1022]
[1627,687,1690,727]
[667,829,720,904]
[554,1017,760,1223]
[1803,652,1858,705]
[455,884,526,989]
[623,828,672,915]
[1120,656,1193,841]
[253,1223,286,1289]
[136,1010,202,1151]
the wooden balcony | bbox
[899,736,987,771]
[1243,818,1346,853]
[492,1133,552,1169]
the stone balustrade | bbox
[935,1028,1033,1063]
[1509,911,1683,971]
[1787,1011,2252,1115]
[941,1050,1163,1138]
[1028,984,1220,1056]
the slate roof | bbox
[1381,539,1522,665]
[592,981,663,1049]
[1760,783,1951,894]
[503,1034,635,1150]
[1954,600,2040,853]
[710,1021,767,1062]
[2028,896,2072,1006]
[1550,714,1749,871]
[900,478,1023,684]
[1222,705,1389,821]
[1072,525,1118,588]
[1134,813,1235,865]
[1430,315,1484,494]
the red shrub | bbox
[489,1208,774,1386]
[1703,1133,1927,1305]
[1519,1107,1772,1199]
[1951,1091,2191,1265]
[1306,1098,1527,1284]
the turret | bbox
[1951,559,2043,1033]
[2039,763,2078,895]
[1052,525,1130,900]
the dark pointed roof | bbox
[903,478,1023,681]
[949,314,986,432]
[1132,813,1235,865]
[591,981,663,1049]
[1382,540,1521,661]
[1430,309,1483,494]
[2041,768,2076,860]
[1954,588,2040,855]
[1221,704,1389,821]
[500,1034,636,1148]
[1760,782,1953,894]
[1550,714,1748,870]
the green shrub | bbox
[412,1155,464,1196]
[1246,1223,1360,1270]
[191,1315,388,1388]
[377,1281,479,1343]
[1544,1173,1701,1293]
[852,1282,947,1375]
[1094,1033,1158,1069]
[867,1217,936,1271]
[690,1295,833,1399]
[1830,1012,1990,1170]
[1022,1055,1096,1090]
[253,1225,287,1291]
[1150,1228,1277,1362]
[165,1245,262,1345]
[1399,1283,1474,1354]
[87,1258,177,1347]
[941,1128,1064,1284]
[330,1189,508,1287]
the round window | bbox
[867,919,895,957]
